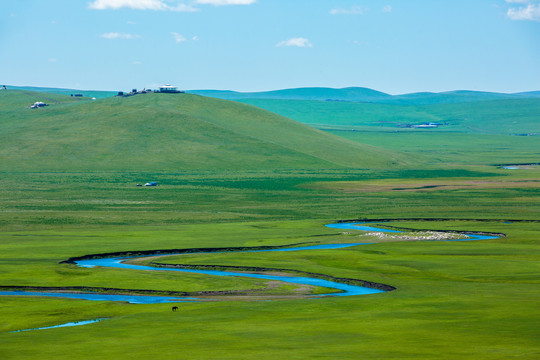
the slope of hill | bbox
[9,85,539,105]
[188,87,391,102]
[516,91,540,97]
[0,90,409,172]
[235,97,540,165]
[188,87,540,105]
[238,98,540,135]
[389,90,530,105]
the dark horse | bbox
[172,306,178,312]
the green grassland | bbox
[239,98,540,135]
[0,90,407,171]
[1,219,538,359]
[0,89,539,359]
[238,98,540,165]
[189,86,540,104]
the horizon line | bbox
[5,84,540,97]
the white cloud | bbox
[171,32,187,43]
[100,32,141,39]
[89,0,167,10]
[383,5,392,13]
[171,33,200,43]
[88,0,198,12]
[170,3,200,11]
[195,0,256,5]
[507,1,540,21]
[276,37,313,48]
[88,0,257,11]
[330,6,365,15]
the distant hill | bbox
[9,84,539,105]
[238,97,540,136]
[188,87,392,102]
[516,91,540,97]
[0,90,409,172]
[389,90,533,105]
[188,87,540,105]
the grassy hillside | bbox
[188,86,540,104]
[11,84,539,104]
[188,87,392,102]
[238,98,540,165]
[239,98,540,135]
[388,90,539,105]
[1,87,538,359]
[0,90,409,172]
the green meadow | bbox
[239,97,540,165]
[0,89,538,359]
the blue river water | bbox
[325,223,402,232]
[73,245,382,298]
[2,222,499,304]
[10,318,109,333]
[325,222,500,241]
[3,222,500,331]
[0,290,198,304]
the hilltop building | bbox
[116,85,183,97]
[158,84,182,93]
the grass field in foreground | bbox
[0,167,539,359]
[0,219,538,359]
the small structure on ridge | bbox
[158,84,183,93]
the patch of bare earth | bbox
[308,179,540,193]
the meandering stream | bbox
[3,222,501,332]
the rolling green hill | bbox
[0,90,409,172]
[1,88,538,360]
[236,97,540,165]
[188,87,392,102]
[238,98,540,135]
[11,84,539,104]
[188,86,540,104]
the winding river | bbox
[2,222,501,331]
[1,223,501,304]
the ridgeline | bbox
[0,90,408,172]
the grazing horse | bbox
[172,306,178,312]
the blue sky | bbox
[1,0,539,94]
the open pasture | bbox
[0,90,538,359]
[1,216,538,359]
[1,167,539,359]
